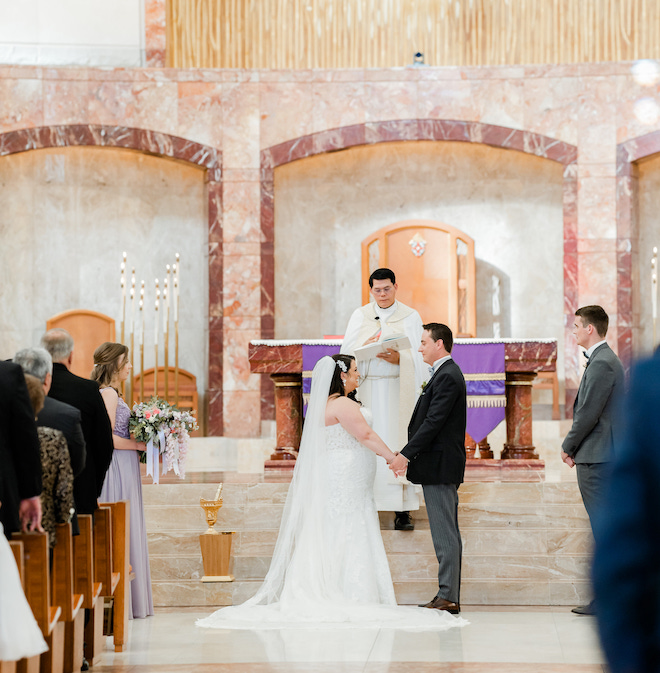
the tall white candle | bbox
[163,279,169,333]
[155,282,160,346]
[130,286,135,334]
[173,277,179,322]
[138,300,144,346]
[175,253,180,321]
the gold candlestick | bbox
[164,269,170,401]
[139,298,145,403]
[174,257,180,405]
[154,282,160,397]
[129,273,135,406]
[120,252,127,344]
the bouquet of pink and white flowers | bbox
[129,397,198,483]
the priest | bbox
[341,268,425,529]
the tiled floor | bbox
[94,606,606,672]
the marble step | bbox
[144,479,592,607]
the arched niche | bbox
[362,219,476,336]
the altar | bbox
[249,338,557,469]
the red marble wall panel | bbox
[145,0,167,67]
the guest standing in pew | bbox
[93,342,154,619]
[561,305,625,616]
[14,347,86,535]
[0,360,43,538]
[23,374,74,548]
[41,329,114,515]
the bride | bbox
[197,355,466,630]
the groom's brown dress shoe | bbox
[419,596,460,614]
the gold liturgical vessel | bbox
[199,484,234,582]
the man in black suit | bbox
[561,305,625,616]
[41,329,114,515]
[390,323,467,614]
[14,347,87,534]
[0,361,43,537]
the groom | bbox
[389,323,466,614]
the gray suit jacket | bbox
[562,343,625,464]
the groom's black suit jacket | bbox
[400,358,467,485]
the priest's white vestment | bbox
[341,300,425,511]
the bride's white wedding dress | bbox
[0,523,48,660]
[197,357,466,631]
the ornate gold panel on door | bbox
[362,220,476,336]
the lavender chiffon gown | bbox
[100,396,154,619]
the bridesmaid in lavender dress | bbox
[93,342,154,620]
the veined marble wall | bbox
[0,0,145,67]
[0,62,658,436]
[0,146,209,401]
[274,140,564,351]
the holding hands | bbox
[389,452,409,477]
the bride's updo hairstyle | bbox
[91,342,129,388]
[328,354,355,397]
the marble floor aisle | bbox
[94,606,606,673]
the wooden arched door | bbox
[362,220,476,336]
[46,309,116,378]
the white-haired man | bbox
[41,329,113,515]
[14,347,87,533]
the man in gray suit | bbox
[561,305,624,615]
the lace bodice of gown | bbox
[323,407,379,519]
[113,397,131,439]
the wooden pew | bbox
[92,507,119,600]
[51,524,84,673]
[72,515,103,666]
[11,532,64,673]
[98,501,130,653]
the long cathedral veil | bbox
[243,355,334,606]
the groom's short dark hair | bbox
[423,323,453,353]
[369,268,396,287]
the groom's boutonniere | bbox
[419,381,427,395]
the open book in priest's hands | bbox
[354,333,411,360]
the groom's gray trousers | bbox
[422,483,462,604]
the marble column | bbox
[270,373,302,460]
[501,372,539,460]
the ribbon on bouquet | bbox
[146,437,158,484]
[159,428,167,476]
[146,431,168,484]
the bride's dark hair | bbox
[329,354,355,398]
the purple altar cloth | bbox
[302,344,341,414]
[452,343,506,443]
